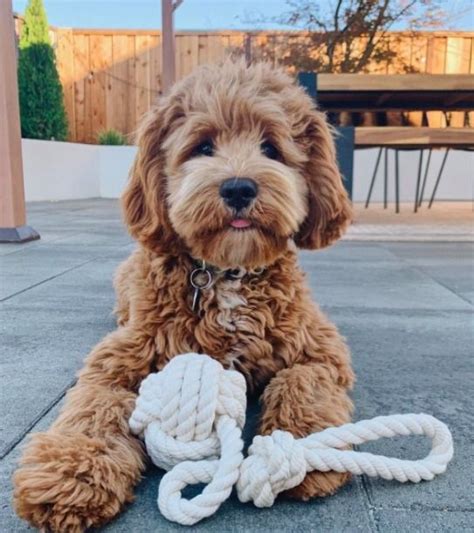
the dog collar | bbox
[189,258,265,313]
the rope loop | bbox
[237,413,454,507]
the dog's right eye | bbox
[192,140,214,157]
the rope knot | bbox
[237,430,307,507]
[129,353,246,525]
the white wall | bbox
[22,139,136,202]
[22,139,100,201]
[99,145,137,198]
[22,140,472,203]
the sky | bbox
[12,0,474,31]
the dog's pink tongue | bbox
[230,219,251,229]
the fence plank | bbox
[89,34,113,142]
[72,33,91,143]
[55,29,76,140]
[176,34,199,79]
[445,37,471,126]
[149,34,161,102]
[207,34,227,63]
[107,35,131,137]
[426,37,447,127]
[198,34,210,64]
[407,35,429,126]
[125,38,137,137]
[135,35,152,125]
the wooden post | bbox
[161,0,175,93]
[161,0,183,94]
[0,1,39,243]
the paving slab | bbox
[374,508,473,532]
[300,244,472,311]
[381,242,474,304]
[0,252,132,456]
[327,307,473,518]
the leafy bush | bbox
[18,0,68,141]
[97,129,127,146]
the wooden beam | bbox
[0,0,39,243]
[355,127,474,148]
[161,0,176,93]
[317,74,474,92]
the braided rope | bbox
[130,353,454,526]
[129,353,246,525]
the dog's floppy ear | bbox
[122,99,181,252]
[294,109,352,249]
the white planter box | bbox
[22,139,137,202]
[99,145,137,198]
[22,139,100,201]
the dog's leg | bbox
[13,327,155,533]
[113,255,135,326]
[259,362,354,500]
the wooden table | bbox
[316,74,474,111]
[297,73,474,211]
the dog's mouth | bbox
[229,218,253,230]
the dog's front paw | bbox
[14,431,138,532]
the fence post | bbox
[0,0,39,243]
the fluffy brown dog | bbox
[14,60,354,532]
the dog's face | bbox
[123,61,351,269]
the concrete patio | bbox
[1,199,473,532]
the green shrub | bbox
[97,129,127,146]
[18,0,68,141]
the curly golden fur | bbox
[13,60,354,532]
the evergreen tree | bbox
[18,0,68,140]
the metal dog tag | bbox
[189,261,213,313]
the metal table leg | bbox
[365,147,383,208]
[414,149,424,213]
[418,148,432,208]
[428,149,450,209]
[395,149,400,214]
[383,148,388,209]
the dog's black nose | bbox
[219,178,258,211]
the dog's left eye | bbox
[193,140,214,157]
[261,141,280,160]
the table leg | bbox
[395,149,400,214]
[414,149,424,213]
[428,149,450,209]
[418,148,432,208]
[365,147,383,208]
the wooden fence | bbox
[22,26,474,143]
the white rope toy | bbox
[130,353,454,526]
